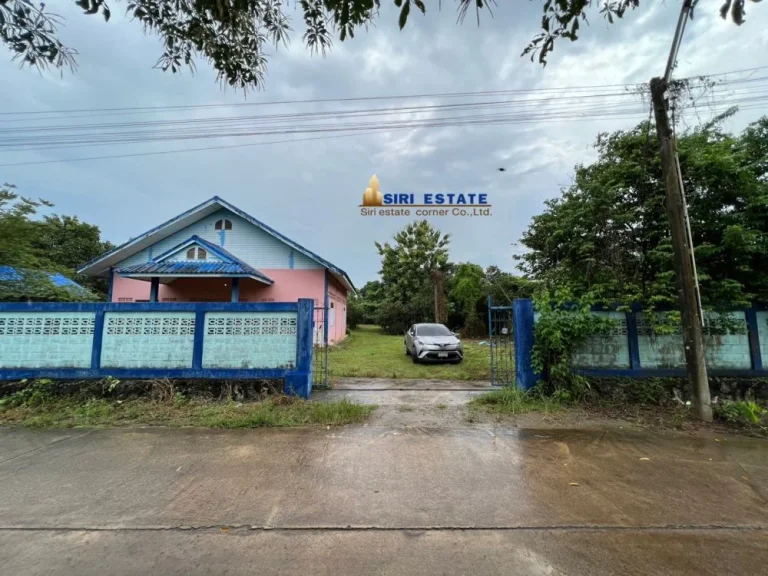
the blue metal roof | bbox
[116,260,274,284]
[0,266,92,293]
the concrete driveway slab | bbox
[1,528,767,576]
[0,427,765,530]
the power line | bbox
[4,65,765,119]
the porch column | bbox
[149,277,159,303]
[231,278,240,303]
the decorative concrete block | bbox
[0,313,95,368]
[202,312,297,369]
[101,312,195,368]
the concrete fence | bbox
[512,299,768,388]
[0,299,315,398]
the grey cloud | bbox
[1,2,767,285]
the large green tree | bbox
[449,262,484,336]
[0,183,112,299]
[1,1,756,90]
[0,184,50,268]
[517,114,768,309]
[375,219,450,333]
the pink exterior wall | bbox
[111,269,349,342]
[327,275,348,343]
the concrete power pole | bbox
[649,77,713,422]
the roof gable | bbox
[78,197,355,291]
[153,236,229,263]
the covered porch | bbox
[113,262,274,303]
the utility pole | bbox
[650,76,712,422]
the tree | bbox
[517,114,768,309]
[483,265,537,305]
[450,262,484,336]
[375,219,450,333]
[0,183,113,298]
[32,215,115,294]
[0,184,51,269]
[2,1,756,90]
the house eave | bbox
[118,273,274,285]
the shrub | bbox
[531,289,616,400]
[715,400,766,426]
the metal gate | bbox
[313,306,329,388]
[487,298,515,386]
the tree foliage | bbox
[365,221,534,335]
[0,183,113,299]
[2,1,758,90]
[450,262,484,336]
[375,219,450,333]
[517,114,768,310]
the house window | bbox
[118,297,133,302]
[186,247,207,260]
[215,219,232,231]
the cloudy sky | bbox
[2,1,767,286]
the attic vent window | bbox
[186,247,207,260]
[215,219,232,231]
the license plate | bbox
[437,352,449,358]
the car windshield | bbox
[416,325,452,337]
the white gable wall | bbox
[116,209,320,270]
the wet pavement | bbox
[1,421,766,574]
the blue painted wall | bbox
[513,299,768,385]
[0,300,315,398]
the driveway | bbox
[1,392,767,575]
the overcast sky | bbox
[2,1,767,286]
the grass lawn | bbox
[328,324,495,381]
[468,386,561,415]
[0,397,375,429]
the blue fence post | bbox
[90,308,105,370]
[285,298,314,399]
[192,308,205,370]
[745,307,763,371]
[626,311,642,370]
[513,298,538,390]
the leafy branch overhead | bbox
[0,1,759,89]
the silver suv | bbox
[404,323,464,364]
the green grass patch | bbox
[0,397,375,429]
[469,386,561,415]
[330,325,493,381]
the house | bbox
[78,196,354,343]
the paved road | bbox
[1,419,766,575]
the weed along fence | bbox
[512,299,768,387]
[0,299,315,398]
